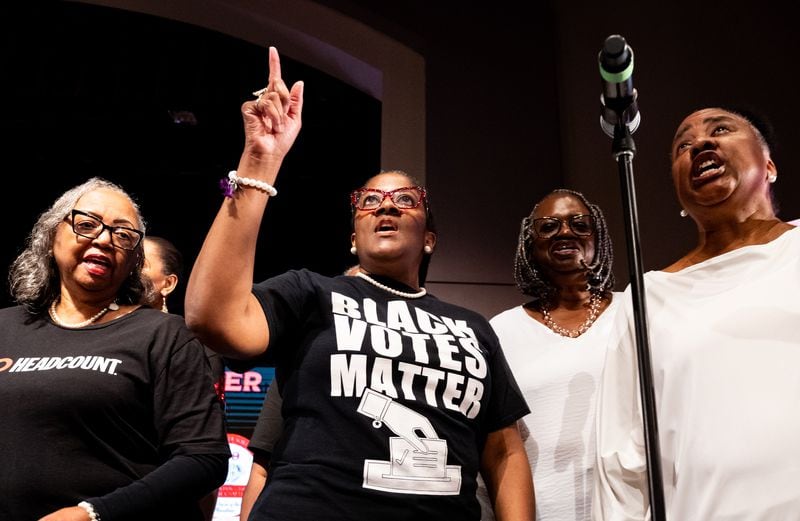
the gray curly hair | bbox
[8,177,153,314]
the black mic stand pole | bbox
[610,119,667,521]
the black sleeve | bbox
[88,453,229,519]
[248,382,284,458]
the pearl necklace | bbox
[540,293,602,338]
[49,300,119,329]
[356,272,427,299]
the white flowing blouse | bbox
[593,226,800,521]
[478,294,621,521]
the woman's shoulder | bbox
[489,304,525,324]
[0,305,38,327]
[113,306,196,340]
[254,268,334,289]
[0,304,27,317]
[118,309,212,362]
[781,223,800,243]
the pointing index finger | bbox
[268,46,282,85]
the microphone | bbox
[599,34,640,138]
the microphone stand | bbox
[610,119,667,520]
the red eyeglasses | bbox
[350,186,427,210]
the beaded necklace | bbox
[49,300,119,329]
[356,272,427,299]
[540,292,602,338]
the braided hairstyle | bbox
[513,189,614,309]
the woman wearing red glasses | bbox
[185,47,534,521]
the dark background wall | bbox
[315,0,800,314]
[2,0,798,318]
[1,1,381,315]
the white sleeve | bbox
[592,289,651,521]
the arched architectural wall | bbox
[73,0,426,182]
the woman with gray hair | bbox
[0,177,230,521]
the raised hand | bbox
[240,46,304,165]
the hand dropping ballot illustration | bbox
[358,388,461,494]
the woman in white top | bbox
[479,189,620,520]
[593,106,800,520]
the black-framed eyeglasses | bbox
[350,186,427,211]
[69,209,144,251]
[532,214,594,239]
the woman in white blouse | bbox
[593,106,800,520]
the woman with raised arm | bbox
[141,234,226,521]
[185,47,534,521]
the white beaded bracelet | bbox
[78,501,101,521]
[223,170,278,197]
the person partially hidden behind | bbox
[141,234,225,394]
[142,234,227,520]
[593,106,800,520]
[184,47,535,520]
[239,265,359,521]
[477,189,620,521]
[141,235,182,314]
[0,177,230,521]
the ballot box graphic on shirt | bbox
[358,388,462,494]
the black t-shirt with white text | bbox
[0,306,230,520]
[250,270,529,521]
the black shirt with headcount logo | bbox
[0,305,230,520]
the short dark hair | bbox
[717,105,780,213]
[349,170,436,285]
[145,236,184,279]
[721,104,778,156]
